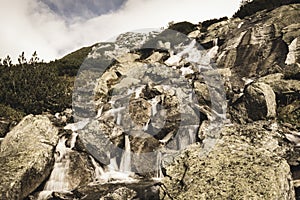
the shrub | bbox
[234,0,300,19]
[0,63,72,114]
[0,104,25,121]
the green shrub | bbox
[168,21,197,35]
[0,63,72,114]
[0,104,25,121]
[54,45,95,76]
[234,0,300,19]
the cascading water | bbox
[119,135,131,173]
[153,151,163,181]
[89,134,136,183]
[38,132,78,199]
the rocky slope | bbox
[0,3,300,200]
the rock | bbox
[161,123,295,199]
[99,187,137,200]
[268,79,300,108]
[284,63,300,80]
[282,24,300,45]
[0,115,58,200]
[67,151,94,189]
[244,82,277,120]
[73,181,160,200]
[0,118,10,138]
[278,100,300,129]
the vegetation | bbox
[168,21,197,35]
[0,104,25,121]
[200,17,228,32]
[0,46,94,116]
[234,0,300,19]
[52,45,95,76]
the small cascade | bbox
[108,156,119,171]
[89,136,136,183]
[90,153,135,183]
[178,132,190,149]
[95,106,103,118]
[38,135,75,199]
[153,151,163,181]
[90,156,105,180]
[143,119,150,131]
[116,113,122,125]
[213,38,218,46]
[188,127,196,144]
[150,97,159,116]
[119,135,131,172]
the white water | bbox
[90,151,135,183]
[189,128,196,144]
[108,156,119,171]
[64,119,89,132]
[285,38,298,65]
[150,96,160,116]
[153,151,163,181]
[38,135,74,199]
[119,135,131,172]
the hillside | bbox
[0,1,300,199]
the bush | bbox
[0,63,72,114]
[54,45,94,76]
[200,17,228,32]
[0,104,25,121]
[168,21,197,35]
[234,0,300,19]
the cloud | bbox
[0,0,240,63]
[41,0,126,23]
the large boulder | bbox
[244,82,277,120]
[161,123,295,199]
[0,115,58,200]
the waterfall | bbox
[153,151,163,180]
[150,97,159,116]
[108,156,119,171]
[90,156,105,180]
[119,135,131,172]
[189,127,196,144]
[213,38,218,46]
[116,113,122,125]
[38,135,73,199]
[143,119,150,131]
[90,149,135,183]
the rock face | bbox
[0,115,58,200]
[161,123,295,199]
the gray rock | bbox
[0,115,58,200]
[99,187,137,200]
[161,123,295,200]
[244,82,277,120]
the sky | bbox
[0,0,241,63]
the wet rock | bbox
[161,123,295,199]
[0,115,58,200]
[244,82,276,120]
[67,151,94,189]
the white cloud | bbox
[0,0,240,63]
